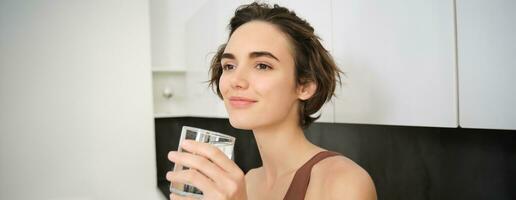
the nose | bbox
[229,66,249,90]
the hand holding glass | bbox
[169,126,236,199]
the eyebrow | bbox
[221,51,280,62]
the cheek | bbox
[218,74,230,97]
[257,76,297,104]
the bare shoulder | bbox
[308,154,377,200]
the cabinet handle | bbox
[162,88,174,99]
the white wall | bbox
[0,0,165,199]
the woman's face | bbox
[219,21,303,130]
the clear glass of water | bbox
[169,126,236,199]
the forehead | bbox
[224,21,294,59]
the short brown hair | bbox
[209,2,342,128]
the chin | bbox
[228,116,255,130]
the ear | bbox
[297,81,317,101]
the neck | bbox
[252,120,321,184]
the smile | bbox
[228,96,258,108]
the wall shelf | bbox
[154,113,187,118]
[153,113,228,119]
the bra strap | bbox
[283,151,340,200]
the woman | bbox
[167,2,377,200]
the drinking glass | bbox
[169,126,236,199]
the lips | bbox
[228,96,257,108]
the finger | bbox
[168,151,230,184]
[169,193,197,200]
[181,140,241,174]
[167,169,218,196]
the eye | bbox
[256,63,272,70]
[222,64,236,71]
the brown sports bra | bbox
[283,151,340,200]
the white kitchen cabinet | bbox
[332,0,458,127]
[456,0,516,130]
[150,0,209,118]
[152,71,189,118]
[153,0,515,129]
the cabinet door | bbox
[150,0,210,117]
[332,0,458,127]
[457,0,516,130]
